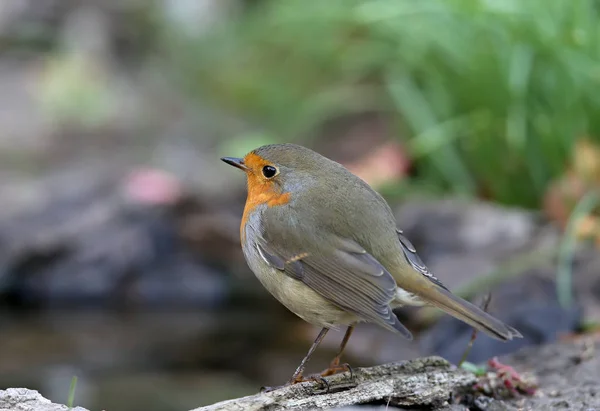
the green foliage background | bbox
[165,0,600,208]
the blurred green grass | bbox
[164,0,600,208]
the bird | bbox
[221,143,522,386]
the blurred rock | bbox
[501,338,600,410]
[395,198,558,300]
[396,200,546,287]
[0,388,88,411]
[0,166,234,309]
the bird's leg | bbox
[321,325,355,377]
[289,327,330,384]
[260,328,330,393]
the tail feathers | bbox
[423,285,522,341]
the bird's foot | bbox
[306,375,331,394]
[320,361,354,378]
[259,361,354,394]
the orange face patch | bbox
[243,152,270,172]
[240,153,291,239]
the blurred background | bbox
[0,0,599,410]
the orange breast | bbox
[240,174,291,241]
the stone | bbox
[0,388,88,411]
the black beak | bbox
[221,157,248,171]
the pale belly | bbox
[242,241,359,329]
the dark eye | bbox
[262,165,278,178]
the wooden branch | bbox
[191,356,476,411]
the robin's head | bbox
[223,143,325,188]
[222,144,350,214]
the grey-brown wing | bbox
[396,229,449,291]
[252,225,411,339]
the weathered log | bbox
[191,356,476,411]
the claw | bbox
[308,375,330,394]
[342,363,354,380]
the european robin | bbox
[222,143,521,386]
